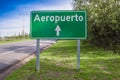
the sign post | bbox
[77,40,80,69]
[36,39,40,72]
[30,10,87,70]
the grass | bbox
[5,40,120,80]
[0,39,30,44]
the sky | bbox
[0,0,72,37]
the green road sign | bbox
[30,10,87,39]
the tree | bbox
[73,0,120,53]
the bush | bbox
[73,0,120,53]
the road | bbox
[0,40,56,73]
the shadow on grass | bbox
[44,40,114,58]
[16,57,120,80]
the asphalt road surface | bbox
[0,40,56,73]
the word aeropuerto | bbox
[34,14,84,23]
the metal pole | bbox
[19,13,28,36]
[36,39,40,72]
[77,40,80,69]
[22,15,24,36]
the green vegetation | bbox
[6,40,120,80]
[0,39,30,44]
[0,34,29,44]
[73,0,120,53]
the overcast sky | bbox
[0,0,72,37]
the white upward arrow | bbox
[55,25,61,36]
